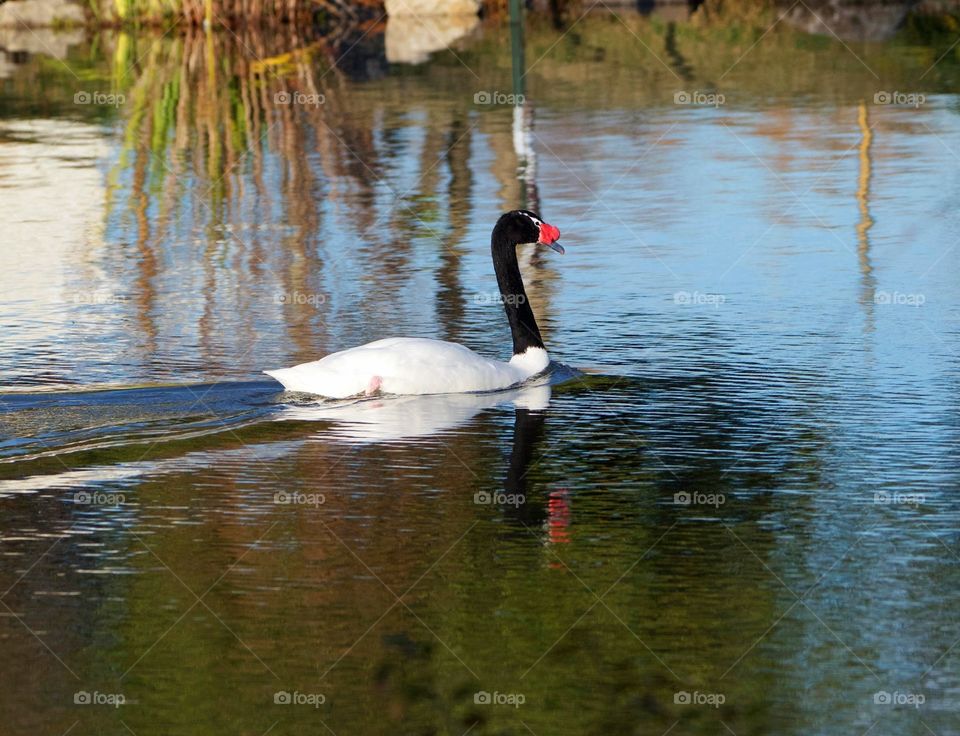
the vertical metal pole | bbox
[509,0,538,211]
[509,0,525,99]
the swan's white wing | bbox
[265,338,540,398]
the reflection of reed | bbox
[856,101,876,324]
[131,93,158,358]
[108,29,352,366]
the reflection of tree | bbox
[663,21,695,81]
[437,112,474,343]
[856,101,876,329]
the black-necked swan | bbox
[264,209,563,397]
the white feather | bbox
[264,338,549,398]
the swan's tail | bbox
[263,367,359,398]
[263,369,294,390]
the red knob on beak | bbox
[538,223,560,244]
[537,223,564,253]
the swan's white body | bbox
[265,337,549,398]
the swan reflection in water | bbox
[277,378,551,442]
[277,377,570,546]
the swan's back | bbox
[265,337,543,398]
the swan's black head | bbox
[493,210,564,254]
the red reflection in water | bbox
[546,488,571,550]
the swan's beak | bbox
[538,223,564,254]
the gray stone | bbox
[385,0,481,17]
[0,0,85,28]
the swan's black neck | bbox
[492,228,544,356]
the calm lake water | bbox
[2,5,960,735]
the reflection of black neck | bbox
[492,228,544,356]
[505,408,546,495]
[503,407,549,526]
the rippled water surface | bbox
[2,7,960,735]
